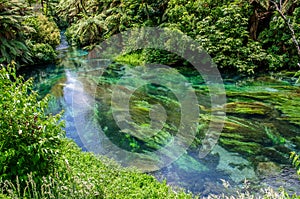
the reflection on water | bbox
[19,47,300,197]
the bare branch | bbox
[271,0,300,58]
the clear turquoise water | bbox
[18,45,300,197]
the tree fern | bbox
[0,0,32,65]
[65,13,107,48]
[59,0,167,48]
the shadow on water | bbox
[18,37,300,197]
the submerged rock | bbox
[174,153,208,173]
[256,161,281,178]
[218,116,267,155]
[212,145,257,183]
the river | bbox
[18,32,300,197]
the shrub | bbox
[53,141,192,199]
[27,42,57,63]
[0,140,193,198]
[24,14,60,48]
[0,66,65,186]
[23,14,60,64]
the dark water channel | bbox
[18,34,300,197]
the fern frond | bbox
[290,151,300,176]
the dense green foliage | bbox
[1,0,299,72]
[60,0,166,49]
[1,141,192,198]
[27,42,57,63]
[54,142,191,198]
[1,0,300,198]
[24,14,60,63]
[0,66,64,185]
[259,9,300,70]
[0,0,60,66]
[1,141,299,198]
[0,0,32,65]
[58,0,300,73]
[24,14,60,48]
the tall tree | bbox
[249,0,273,40]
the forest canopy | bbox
[0,0,299,74]
[56,0,300,74]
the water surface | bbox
[19,45,300,197]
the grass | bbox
[1,140,300,198]
[0,139,192,199]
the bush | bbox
[0,66,65,185]
[164,0,269,74]
[24,14,60,48]
[27,42,57,63]
[0,140,193,198]
[22,14,60,64]
[54,141,192,199]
